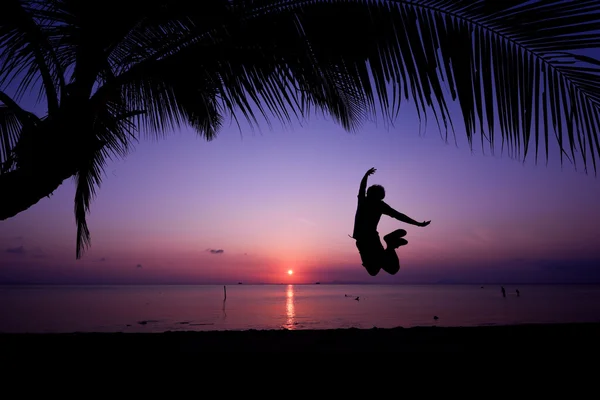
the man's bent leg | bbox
[356,240,383,276]
[381,248,400,275]
[363,262,382,276]
[384,229,407,249]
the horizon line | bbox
[1,281,599,286]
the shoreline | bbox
[2,323,600,352]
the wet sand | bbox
[1,323,599,352]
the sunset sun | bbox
[288,270,293,276]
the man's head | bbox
[366,184,385,200]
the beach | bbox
[1,323,599,352]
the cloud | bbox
[30,247,46,259]
[207,249,224,254]
[6,246,26,255]
[136,263,143,268]
[297,217,317,227]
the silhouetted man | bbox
[351,167,431,276]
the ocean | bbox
[1,284,599,333]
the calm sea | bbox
[1,284,599,333]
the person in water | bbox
[352,167,431,276]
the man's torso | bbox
[352,196,387,239]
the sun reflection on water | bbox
[285,284,296,329]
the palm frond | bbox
[268,0,600,172]
[0,0,64,112]
[0,106,20,173]
[0,89,40,124]
[0,89,41,172]
[73,102,144,258]
[94,101,143,159]
[73,147,104,259]
[87,0,600,174]
[93,5,375,140]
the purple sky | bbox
[1,92,599,285]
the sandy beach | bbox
[1,323,599,352]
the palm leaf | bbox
[0,0,64,112]
[0,90,40,171]
[74,147,104,259]
[74,105,143,258]
[93,0,600,173]
[92,3,376,139]
[0,106,20,173]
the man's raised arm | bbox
[358,167,376,197]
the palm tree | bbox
[1,0,600,259]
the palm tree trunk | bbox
[0,166,75,220]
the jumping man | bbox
[351,167,431,276]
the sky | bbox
[2,38,600,286]
[1,91,599,285]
